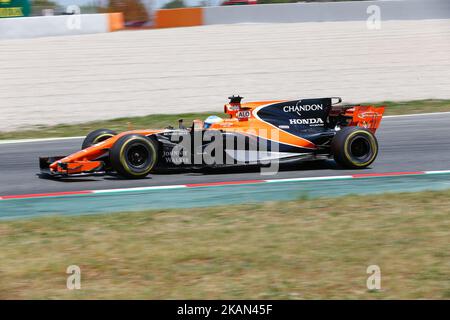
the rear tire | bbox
[110,134,158,179]
[82,129,117,149]
[331,127,378,169]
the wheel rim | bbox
[126,143,151,169]
[349,136,372,162]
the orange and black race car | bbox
[39,96,385,179]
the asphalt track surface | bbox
[1,113,450,196]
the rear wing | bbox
[330,105,385,132]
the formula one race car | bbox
[39,96,385,179]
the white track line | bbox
[264,175,352,183]
[0,136,84,145]
[2,170,450,200]
[93,185,186,194]
[384,111,450,118]
[424,170,450,175]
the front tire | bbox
[110,134,158,179]
[331,127,378,169]
[82,129,117,149]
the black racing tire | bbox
[331,127,378,169]
[109,134,158,179]
[82,129,117,149]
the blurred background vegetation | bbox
[28,0,369,25]
[30,0,150,24]
[163,0,185,9]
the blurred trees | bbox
[257,0,297,3]
[258,0,364,3]
[31,0,56,6]
[30,0,57,15]
[106,0,149,23]
[163,0,186,9]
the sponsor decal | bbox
[237,110,251,119]
[289,118,324,126]
[358,111,380,119]
[0,7,22,16]
[0,0,29,18]
[283,104,323,113]
[163,149,189,164]
[227,104,240,111]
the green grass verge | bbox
[377,99,450,115]
[1,190,449,299]
[1,99,449,140]
[0,112,219,140]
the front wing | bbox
[39,156,104,177]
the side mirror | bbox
[178,119,186,129]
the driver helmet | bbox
[204,115,223,129]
